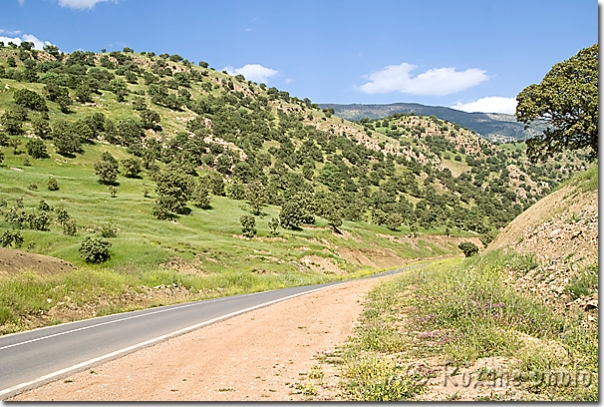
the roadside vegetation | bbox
[313,250,596,401]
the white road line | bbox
[0,283,335,399]
[0,297,223,351]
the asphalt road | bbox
[0,264,422,400]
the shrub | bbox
[14,89,48,111]
[192,182,211,209]
[79,237,112,263]
[279,201,303,230]
[38,199,51,212]
[63,219,77,236]
[458,242,479,257]
[121,157,142,178]
[100,223,118,238]
[240,215,256,238]
[47,176,59,191]
[268,217,280,236]
[94,160,118,184]
[29,212,49,231]
[25,139,48,158]
[0,230,23,248]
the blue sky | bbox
[1,0,597,113]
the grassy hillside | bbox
[301,167,597,401]
[0,44,588,333]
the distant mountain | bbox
[319,102,543,142]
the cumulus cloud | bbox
[224,64,279,84]
[0,33,53,50]
[451,96,517,114]
[57,0,116,10]
[359,63,488,96]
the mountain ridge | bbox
[318,102,544,143]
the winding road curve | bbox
[0,264,421,400]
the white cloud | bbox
[57,0,116,10]
[359,63,488,96]
[451,96,517,114]
[0,33,53,50]
[224,64,279,84]
[18,0,25,5]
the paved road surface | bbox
[0,264,422,400]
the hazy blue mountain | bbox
[319,102,543,142]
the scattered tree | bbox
[516,44,598,162]
[14,89,48,111]
[25,139,48,159]
[245,181,267,216]
[153,169,192,218]
[0,230,23,248]
[94,160,118,184]
[48,176,59,191]
[192,181,211,209]
[79,237,112,263]
[268,217,279,236]
[240,215,256,238]
[458,241,479,257]
[121,157,142,178]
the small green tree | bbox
[25,139,48,159]
[1,110,24,135]
[31,116,52,139]
[154,169,192,217]
[121,157,142,178]
[79,237,112,263]
[94,160,118,184]
[192,181,211,209]
[240,215,256,238]
[29,212,50,231]
[56,207,71,226]
[63,220,77,236]
[245,181,267,216]
[386,213,403,231]
[268,217,279,236]
[47,176,59,191]
[0,230,23,248]
[458,242,479,257]
[279,201,304,230]
[52,120,81,156]
[14,89,48,111]
[326,211,343,233]
[226,181,246,200]
[38,199,51,212]
[139,109,161,130]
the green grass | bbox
[0,135,471,335]
[564,262,598,300]
[0,138,462,272]
[558,163,598,193]
[327,251,597,401]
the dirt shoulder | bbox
[10,277,388,401]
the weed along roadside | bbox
[0,247,437,336]
[296,167,598,401]
[298,251,597,401]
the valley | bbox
[0,40,597,402]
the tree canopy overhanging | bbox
[515,44,598,162]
